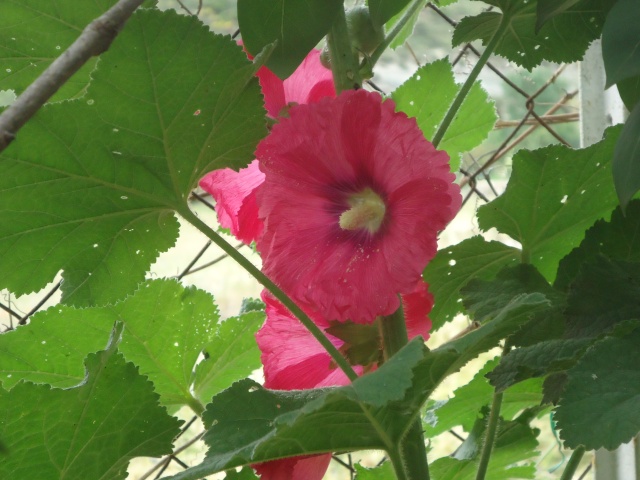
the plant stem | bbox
[180,207,359,382]
[380,303,430,480]
[327,7,362,92]
[387,447,409,480]
[368,0,427,68]
[560,445,586,480]
[187,395,205,417]
[432,13,510,148]
[475,390,504,480]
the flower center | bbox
[339,187,386,234]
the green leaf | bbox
[355,461,395,479]
[392,59,497,170]
[556,328,640,449]
[564,256,640,339]
[0,279,256,411]
[430,414,538,479]
[368,0,412,28]
[424,357,544,436]
[423,236,520,330]
[535,0,581,32]
[0,9,265,306]
[477,126,621,281]
[617,75,640,111]
[602,0,640,87]
[461,264,565,347]
[223,467,259,480]
[387,4,423,50]
[487,339,592,392]
[0,349,182,480]
[193,311,264,405]
[555,200,640,290]
[237,0,342,79]
[453,0,612,70]
[613,103,640,211]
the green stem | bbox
[327,7,362,92]
[187,395,205,417]
[368,0,427,68]
[475,390,504,480]
[432,13,510,148]
[559,445,586,480]
[387,447,409,480]
[180,207,359,382]
[380,303,430,480]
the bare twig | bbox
[175,0,193,16]
[0,0,146,154]
[19,281,62,325]
[196,0,203,16]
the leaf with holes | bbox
[612,103,640,211]
[0,9,266,307]
[477,126,621,281]
[602,0,640,87]
[453,0,612,70]
[423,236,520,331]
[392,59,497,170]
[556,328,640,450]
[0,349,182,480]
[0,0,155,102]
[237,0,342,79]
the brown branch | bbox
[0,0,147,154]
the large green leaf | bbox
[555,328,640,450]
[368,0,412,28]
[617,75,640,111]
[423,236,520,331]
[392,59,497,170]
[535,0,581,31]
[0,0,154,101]
[477,126,621,281]
[166,294,548,479]
[237,0,342,79]
[602,0,640,87]
[453,0,612,70]
[612,103,640,211]
[0,349,182,480]
[424,357,544,436]
[555,200,640,290]
[0,9,265,306]
[0,279,260,411]
[355,461,395,479]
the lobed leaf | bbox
[0,9,265,306]
[477,126,621,281]
[602,0,640,88]
[392,59,497,170]
[453,0,612,71]
[0,349,182,480]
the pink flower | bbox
[199,49,335,245]
[256,90,461,323]
[253,455,331,480]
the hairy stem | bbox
[475,390,504,480]
[180,207,359,382]
[0,0,146,153]
[432,13,510,148]
[327,7,362,92]
[368,0,427,68]
[560,445,586,480]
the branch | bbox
[0,0,147,154]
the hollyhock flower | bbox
[253,283,433,480]
[199,49,335,245]
[256,89,461,323]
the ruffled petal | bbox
[254,454,332,480]
[199,160,264,245]
[402,280,434,340]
